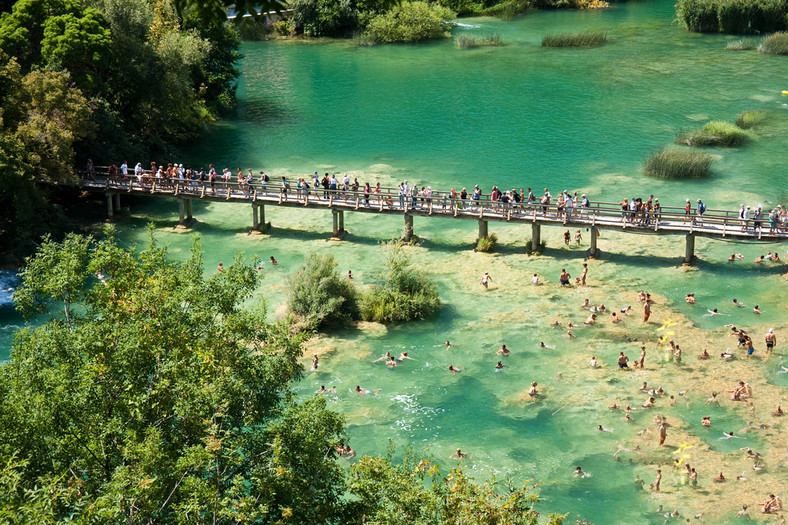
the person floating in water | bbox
[355,385,381,396]
[497,344,511,356]
[450,448,467,459]
[448,365,460,376]
[434,340,452,349]
[494,361,508,371]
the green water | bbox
[3,0,788,522]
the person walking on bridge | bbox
[696,199,706,225]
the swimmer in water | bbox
[434,340,452,349]
[685,293,695,303]
[705,308,729,316]
[620,305,632,314]
[374,352,393,363]
[315,385,336,393]
[697,348,710,359]
[448,365,460,376]
[585,314,597,325]
[611,312,622,323]
[346,270,352,279]
[721,431,740,439]
[706,392,719,404]
[732,298,745,308]
[494,361,509,371]
[497,344,511,355]
[216,262,224,272]
[531,273,540,285]
[597,425,612,432]
[753,304,761,314]
[622,413,633,422]
[539,342,556,349]
[270,256,278,266]
[701,416,711,427]
[774,406,784,416]
[527,381,538,396]
[450,448,466,459]
[385,356,398,368]
[398,352,414,361]
[311,354,319,370]
[355,385,380,396]
[574,466,587,478]
[589,356,598,368]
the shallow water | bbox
[2,0,788,521]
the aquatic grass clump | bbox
[725,37,755,50]
[360,239,440,323]
[676,121,751,147]
[642,148,714,179]
[455,33,503,48]
[758,32,788,54]
[677,0,788,34]
[481,0,532,18]
[735,109,768,129]
[475,233,498,252]
[542,30,607,47]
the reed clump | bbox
[676,121,751,147]
[542,30,607,47]
[481,0,532,18]
[758,31,788,54]
[735,109,767,129]
[455,33,503,48]
[642,148,714,179]
[475,233,498,252]
[725,37,755,49]
[676,0,788,34]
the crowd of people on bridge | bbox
[88,160,788,233]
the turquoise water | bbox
[2,0,788,522]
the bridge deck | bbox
[82,176,788,243]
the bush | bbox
[437,0,488,16]
[676,0,788,34]
[481,0,533,18]
[289,0,357,37]
[759,31,788,53]
[287,253,360,329]
[725,37,755,49]
[360,240,440,323]
[735,109,768,128]
[455,33,503,47]
[542,30,607,47]
[524,237,547,254]
[642,148,714,179]
[675,121,751,146]
[362,1,456,44]
[476,233,499,252]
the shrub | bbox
[437,0,488,16]
[481,0,533,18]
[524,237,547,254]
[362,1,456,44]
[542,30,607,47]
[677,0,788,34]
[642,148,714,179]
[289,0,357,37]
[360,240,440,323]
[476,233,499,252]
[287,253,360,329]
[676,0,720,32]
[675,121,751,146]
[759,31,788,53]
[735,109,768,128]
[455,33,503,47]
[725,37,755,49]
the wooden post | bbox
[531,223,541,252]
[588,226,599,258]
[684,233,695,265]
[402,213,414,242]
[478,219,488,241]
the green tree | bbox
[290,0,357,36]
[1,228,348,523]
[362,1,456,43]
[287,253,361,329]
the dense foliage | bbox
[286,253,361,328]
[360,240,441,323]
[361,1,457,43]
[675,0,788,34]
[0,230,558,523]
[0,0,245,257]
[758,30,788,52]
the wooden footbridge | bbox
[81,172,788,264]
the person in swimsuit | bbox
[618,352,629,369]
[685,293,695,303]
[270,256,279,266]
[398,352,414,361]
[559,268,571,286]
[450,448,466,459]
[481,272,492,290]
[448,365,460,376]
[643,301,651,323]
[575,230,582,245]
[765,328,776,353]
[497,345,510,355]
[753,304,761,314]
[527,382,538,396]
[580,263,588,286]
[311,354,319,370]
[494,361,508,371]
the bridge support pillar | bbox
[178,198,186,226]
[113,192,121,213]
[402,213,414,242]
[478,219,488,241]
[684,234,695,265]
[331,208,346,239]
[531,223,541,252]
[185,198,193,221]
[251,203,269,233]
[176,197,195,229]
[106,192,115,218]
[588,227,600,258]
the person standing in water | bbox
[643,301,651,323]
[765,328,776,353]
[481,272,492,290]
[580,263,588,286]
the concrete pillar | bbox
[332,208,340,237]
[478,219,488,241]
[531,223,541,252]
[259,203,265,226]
[338,209,344,232]
[252,203,259,230]
[402,213,414,242]
[178,198,185,225]
[684,234,695,264]
[588,227,599,258]
[106,192,114,218]
[185,198,193,220]
[113,192,121,212]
